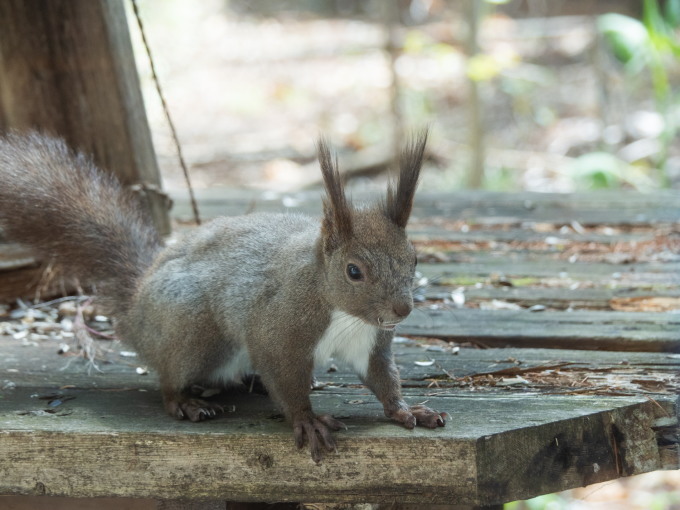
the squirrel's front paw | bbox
[388,404,448,429]
[293,413,346,463]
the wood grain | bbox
[0,386,672,505]
[399,308,680,352]
[168,189,680,225]
[0,335,677,505]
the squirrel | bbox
[0,130,446,462]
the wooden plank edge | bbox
[475,398,678,506]
[653,404,680,471]
[0,265,77,304]
[398,333,680,353]
[0,398,674,506]
[398,321,680,352]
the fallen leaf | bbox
[610,296,680,312]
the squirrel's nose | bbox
[392,301,412,319]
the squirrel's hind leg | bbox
[161,384,224,422]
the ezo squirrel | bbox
[0,130,446,462]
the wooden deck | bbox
[0,190,678,508]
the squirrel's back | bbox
[0,132,162,316]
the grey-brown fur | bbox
[0,130,445,462]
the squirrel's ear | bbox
[384,128,428,229]
[317,138,352,251]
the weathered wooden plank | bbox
[0,495,159,510]
[0,244,78,303]
[0,263,77,304]
[8,222,669,300]
[0,243,35,271]
[409,228,657,244]
[0,265,43,303]
[4,332,679,395]
[421,286,680,310]
[0,386,673,505]
[417,261,680,287]
[397,343,680,366]
[0,244,40,303]
[0,333,677,505]
[400,308,680,352]
[157,501,246,510]
[474,401,664,504]
[2,331,679,393]
[170,190,680,225]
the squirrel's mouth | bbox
[377,318,401,331]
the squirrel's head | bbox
[317,130,427,331]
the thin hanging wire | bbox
[130,0,202,225]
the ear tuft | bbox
[385,128,428,228]
[317,138,352,251]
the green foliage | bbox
[598,0,680,67]
[484,165,520,191]
[597,13,649,65]
[569,152,656,191]
[401,88,435,123]
[505,494,569,509]
[597,0,680,186]
[665,0,680,26]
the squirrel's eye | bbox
[346,263,363,281]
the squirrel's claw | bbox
[165,397,224,423]
[409,404,448,428]
[293,413,346,463]
[387,404,448,430]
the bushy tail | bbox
[0,132,162,316]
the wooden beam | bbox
[420,285,680,310]
[400,308,680,352]
[417,260,680,287]
[167,189,680,225]
[0,335,676,506]
[0,244,75,303]
[464,0,485,189]
[0,0,170,235]
[0,385,673,506]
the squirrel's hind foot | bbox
[162,389,224,422]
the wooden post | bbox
[383,0,403,169]
[465,0,485,189]
[0,0,170,235]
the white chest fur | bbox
[209,347,252,386]
[314,310,378,378]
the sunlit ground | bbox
[509,470,680,509]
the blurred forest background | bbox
[127,0,680,200]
